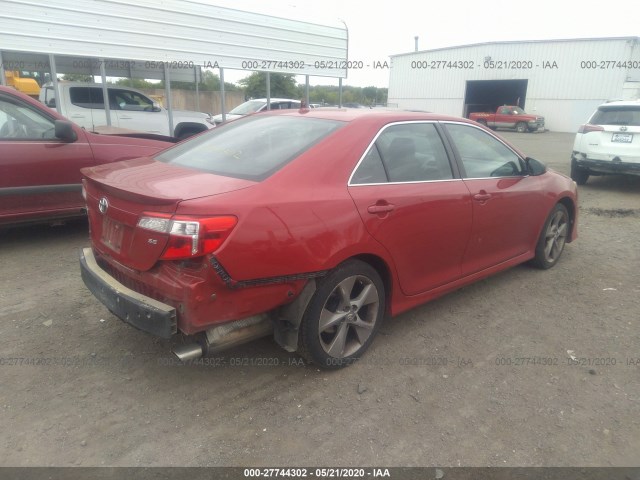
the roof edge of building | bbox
[391,36,640,58]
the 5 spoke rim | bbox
[318,275,379,358]
[543,210,568,263]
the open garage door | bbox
[464,79,528,118]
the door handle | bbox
[120,115,133,119]
[473,192,492,202]
[367,203,395,214]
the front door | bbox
[442,122,542,275]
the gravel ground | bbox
[0,131,639,467]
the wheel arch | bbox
[557,196,577,243]
[174,122,208,138]
[350,253,393,315]
[271,252,395,354]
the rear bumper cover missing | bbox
[574,156,640,176]
[79,247,177,338]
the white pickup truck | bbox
[40,83,214,138]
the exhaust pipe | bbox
[205,314,273,354]
[173,343,203,362]
[171,314,273,361]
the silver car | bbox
[211,98,301,125]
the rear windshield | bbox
[155,115,344,180]
[591,106,640,126]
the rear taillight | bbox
[578,124,604,134]
[137,214,237,260]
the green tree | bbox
[113,70,238,92]
[238,72,298,98]
[114,78,158,89]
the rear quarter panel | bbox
[178,119,400,281]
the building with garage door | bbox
[387,37,640,132]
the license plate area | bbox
[612,133,633,143]
[101,217,124,252]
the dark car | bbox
[0,86,174,227]
[80,109,578,368]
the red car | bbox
[80,109,578,368]
[0,86,173,227]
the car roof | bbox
[268,107,476,124]
[599,99,640,108]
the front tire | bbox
[530,204,570,269]
[299,260,385,369]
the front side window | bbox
[0,95,56,140]
[156,115,343,181]
[445,123,524,178]
[351,123,453,184]
[110,90,155,111]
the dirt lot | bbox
[1,132,639,467]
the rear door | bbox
[348,122,472,295]
[0,91,95,224]
[66,86,117,130]
[442,122,543,275]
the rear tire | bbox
[530,204,570,269]
[516,122,527,133]
[570,158,589,185]
[298,260,385,369]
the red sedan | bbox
[80,109,578,368]
[0,86,173,227]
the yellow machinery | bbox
[6,71,41,98]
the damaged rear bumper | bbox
[79,247,177,338]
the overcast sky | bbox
[207,0,640,88]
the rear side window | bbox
[156,115,344,181]
[351,122,453,184]
[591,106,640,126]
[70,87,104,109]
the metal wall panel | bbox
[0,0,348,78]
[388,38,640,132]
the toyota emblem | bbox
[98,197,109,214]
[620,126,628,132]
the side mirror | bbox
[152,102,162,112]
[47,98,56,108]
[54,120,78,142]
[526,157,547,176]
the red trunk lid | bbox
[83,157,255,271]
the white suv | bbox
[571,100,640,184]
[40,83,215,139]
